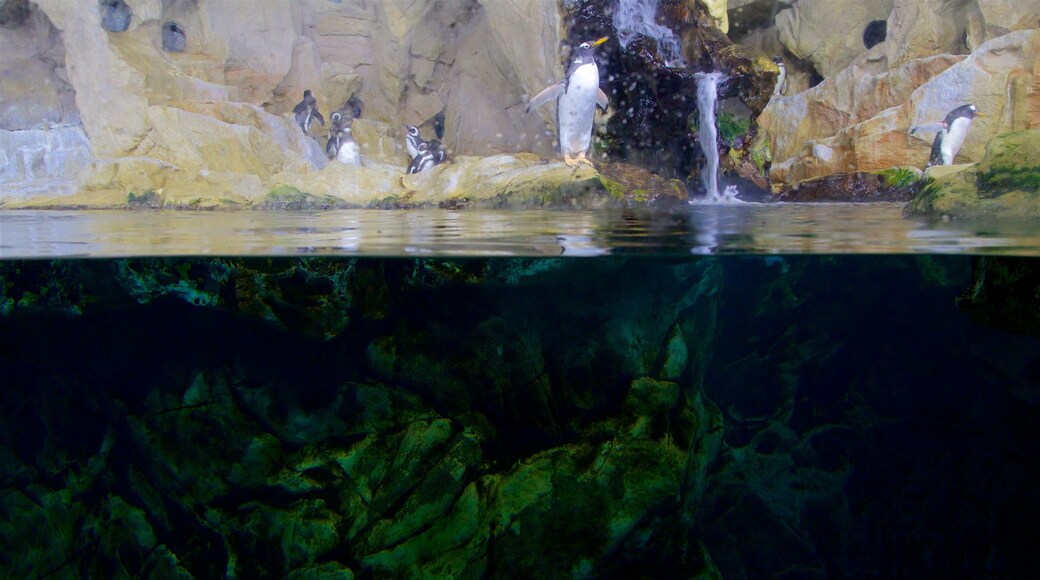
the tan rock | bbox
[977,0,1040,33]
[759,53,962,167]
[270,162,404,206]
[776,0,894,78]
[762,30,1038,186]
[696,0,729,34]
[883,0,977,66]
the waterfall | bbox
[694,72,726,200]
[612,0,684,66]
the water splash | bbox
[694,72,725,200]
[612,0,684,66]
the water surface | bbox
[2,203,1039,258]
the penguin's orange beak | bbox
[592,37,609,47]
[974,111,987,117]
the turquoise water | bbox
[1,209,1038,577]
[3,204,1040,258]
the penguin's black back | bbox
[943,104,977,125]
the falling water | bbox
[694,72,725,200]
[612,0,684,66]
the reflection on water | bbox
[2,204,1039,258]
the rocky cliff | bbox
[743,0,1039,188]
[1,0,569,203]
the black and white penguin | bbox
[100,0,131,33]
[407,142,437,175]
[913,104,984,167]
[772,56,787,96]
[332,95,363,122]
[162,22,186,52]
[292,90,325,135]
[405,125,425,159]
[527,36,610,167]
[326,113,361,165]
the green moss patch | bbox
[261,185,343,210]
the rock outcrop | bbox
[904,128,1040,220]
[759,29,1039,188]
[1,0,570,203]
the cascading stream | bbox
[694,72,726,200]
[612,0,684,66]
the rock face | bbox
[759,29,1040,187]
[2,0,568,202]
[775,0,894,78]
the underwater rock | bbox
[905,129,1040,220]
[957,257,1040,339]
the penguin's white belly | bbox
[337,140,361,165]
[940,117,972,165]
[558,63,599,157]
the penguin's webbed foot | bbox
[564,155,580,168]
[575,152,594,168]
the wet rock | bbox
[776,168,924,202]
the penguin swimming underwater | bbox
[527,36,610,167]
[911,104,984,167]
[772,56,787,96]
[292,90,325,135]
[326,113,361,165]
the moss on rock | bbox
[906,130,1040,220]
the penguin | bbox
[162,22,186,53]
[405,125,425,159]
[292,90,325,135]
[326,113,361,165]
[772,56,787,96]
[527,36,611,167]
[407,142,437,175]
[433,109,446,140]
[100,0,131,33]
[332,95,363,122]
[427,139,448,164]
[912,104,984,167]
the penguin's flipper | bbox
[326,135,338,158]
[909,122,945,136]
[313,110,325,127]
[927,133,945,168]
[596,88,609,110]
[526,82,564,113]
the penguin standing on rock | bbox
[405,125,425,159]
[911,104,984,167]
[292,90,325,135]
[326,113,361,165]
[527,36,611,168]
[772,56,787,96]
[407,142,436,175]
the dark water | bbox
[2,203,1040,576]
[1,252,1038,578]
